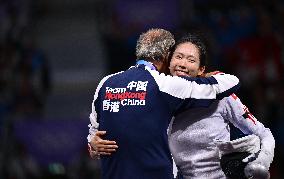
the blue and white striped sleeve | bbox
[147,68,240,100]
[87,73,120,143]
[87,83,103,143]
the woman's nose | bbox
[178,59,187,69]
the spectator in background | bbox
[12,31,51,118]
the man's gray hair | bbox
[136,28,175,61]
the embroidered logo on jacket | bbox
[103,81,148,112]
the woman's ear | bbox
[198,66,206,76]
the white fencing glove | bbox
[216,135,265,179]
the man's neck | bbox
[152,61,163,72]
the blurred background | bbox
[0,0,283,178]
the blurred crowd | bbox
[0,0,51,123]
[0,0,52,178]
[0,0,283,178]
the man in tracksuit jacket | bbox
[87,28,240,179]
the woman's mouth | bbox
[175,70,189,76]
